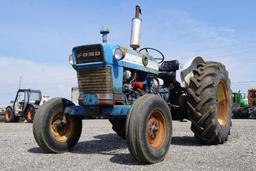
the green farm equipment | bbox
[232,89,256,118]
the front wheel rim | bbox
[27,109,33,120]
[216,80,229,127]
[5,111,11,120]
[50,110,74,142]
[146,109,167,150]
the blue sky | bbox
[0,0,255,106]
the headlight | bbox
[114,48,125,60]
[69,54,73,65]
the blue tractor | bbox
[33,6,232,164]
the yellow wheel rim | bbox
[50,110,74,142]
[147,109,167,150]
[216,80,229,127]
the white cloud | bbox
[142,9,239,59]
[141,9,255,94]
[0,56,77,106]
[0,8,254,107]
[218,27,236,33]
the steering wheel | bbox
[139,47,165,64]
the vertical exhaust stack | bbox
[130,5,142,50]
[100,27,110,43]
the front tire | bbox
[25,105,35,123]
[109,118,126,139]
[186,61,232,144]
[126,94,172,164]
[33,98,82,153]
[4,107,19,122]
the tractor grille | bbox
[77,67,113,94]
[75,44,103,64]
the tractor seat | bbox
[159,60,179,72]
[158,60,179,84]
[158,72,176,80]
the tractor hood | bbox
[70,43,159,74]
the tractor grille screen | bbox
[77,66,113,94]
[75,44,103,64]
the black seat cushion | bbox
[159,60,179,72]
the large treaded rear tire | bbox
[186,61,232,144]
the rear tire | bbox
[126,94,172,164]
[109,118,126,139]
[33,98,82,153]
[25,105,35,123]
[186,61,232,144]
[4,107,19,122]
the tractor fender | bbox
[180,56,205,87]
[40,96,51,105]
[28,104,39,110]
[5,106,13,111]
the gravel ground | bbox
[0,119,255,171]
